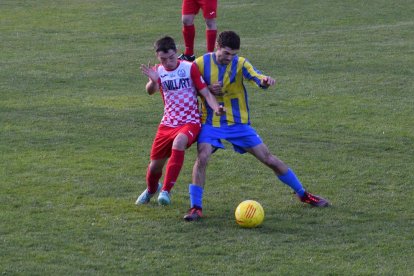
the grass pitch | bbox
[1,0,413,274]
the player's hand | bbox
[214,105,226,116]
[209,81,223,96]
[261,76,276,87]
[140,62,159,83]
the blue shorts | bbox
[197,124,263,154]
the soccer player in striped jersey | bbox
[135,36,224,206]
[184,31,329,221]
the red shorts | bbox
[182,0,218,19]
[150,123,201,160]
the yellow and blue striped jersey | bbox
[195,53,268,127]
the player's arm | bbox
[140,63,159,95]
[190,63,225,115]
[199,87,225,116]
[242,58,276,89]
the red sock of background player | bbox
[206,29,217,52]
[146,167,162,194]
[183,25,195,56]
[163,149,185,192]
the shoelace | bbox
[308,194,317,202]
[304,193,319,203]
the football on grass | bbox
[235,200,264,228]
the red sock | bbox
[163,149,185,192]
[146,167,162,194]
[183,25,195,56]
[206,29,217,52]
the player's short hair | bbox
[154,36,177,53]
[217,31,240,50]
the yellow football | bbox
[235,200,264,228]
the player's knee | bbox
[205,19,216,29]
[149,161,163,173]
[172,134,188,150]
[182,15,195,25]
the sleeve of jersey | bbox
[241,59,268,89]
[190,63,208,91]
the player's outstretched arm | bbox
[199,87,226,116]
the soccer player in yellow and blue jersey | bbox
[184,31,330,221]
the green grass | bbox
[1,0,413,274]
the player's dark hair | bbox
[154,36,177,53]
[217,31,240,50]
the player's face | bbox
[157,49,178,70]
[215,46,238,65]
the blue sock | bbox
[278,169,305,196]
[189,184,203,209]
